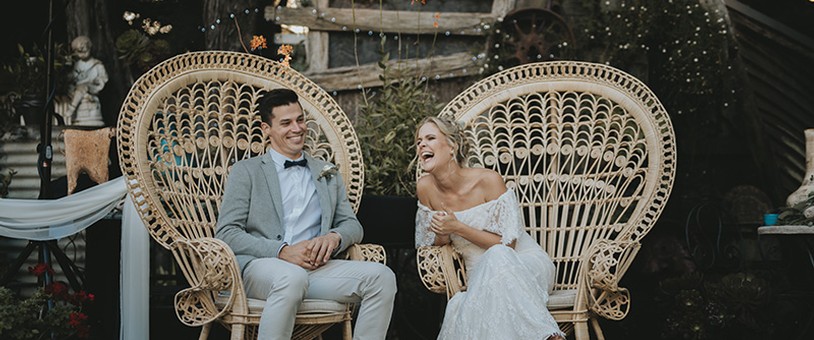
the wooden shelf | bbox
[758,225,814,235]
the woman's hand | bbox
[430,209,460,236]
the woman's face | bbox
[416,122,454,173]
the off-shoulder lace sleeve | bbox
[482,190,523,245]
[415,204,436,247]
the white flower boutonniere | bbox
[319,164,338,180]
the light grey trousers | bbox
[243,258,397,340]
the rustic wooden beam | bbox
[265,6,495,36]
[304,52,480,91]
[305,31,329,73]
[491,0,517,18]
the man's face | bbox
[261,102,307,159]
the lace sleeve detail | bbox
[483,190,523,245]
[415,205,436,247]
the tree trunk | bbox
[203,0,261,52]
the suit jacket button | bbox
[276,235,282,240]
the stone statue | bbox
[67,36,108,127]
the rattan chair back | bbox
[420,61,676,339]
[117,51,366,340]
[118,51,364,248]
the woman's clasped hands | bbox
[430,209,460,236]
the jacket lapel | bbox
[260,152,285,228]
[306,154,332,232]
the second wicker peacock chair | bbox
[416,61,676,339]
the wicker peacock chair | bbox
[117,51,385,340]
[416,61,676,340]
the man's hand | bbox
[278,240,317,270]
[309,233,341,267]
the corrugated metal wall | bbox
[0,126,86,294]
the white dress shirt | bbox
[268,149,322,246]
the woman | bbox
[414,116,565,340]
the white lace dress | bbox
[416,189,565,340]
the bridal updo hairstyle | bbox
[416,116,469,167]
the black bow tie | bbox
[284,159,308,169]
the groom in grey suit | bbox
[216,89,396,340]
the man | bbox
[216,89,396,340]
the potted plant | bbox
[114,11,173,85]
[354,51,442,247]
[0,264,95,339]
[0,44,71,127]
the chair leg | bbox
[590,318,605,340]
[198,323,211,340]
[574,320,590,340]
[342,319,353,340]
[230,324,245,340]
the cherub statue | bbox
[67,36,108,127]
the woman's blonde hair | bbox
[415,116,469,166]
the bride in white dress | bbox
[414,117,565,340]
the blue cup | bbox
[763,213,779,226]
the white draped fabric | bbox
[0,176,149,340]
[0,177,126,240]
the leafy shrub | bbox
[356,52,441,197]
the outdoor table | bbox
[757,225,814,337]
[757,225,814,269]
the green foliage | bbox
[0,44,72,126]
[0,282,93,339]
[115,29,172,74]
[1,44,48,99]
[1,44,72,98]
[0,169,16,198]
[777,191,814,226]
[356,48,441,197]
[115,13,174,77]
[658,272,777,339]
[0,92,19,134]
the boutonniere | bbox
[318,164,338,180]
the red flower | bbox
[45,281,70,300]
[69,312,91,338]
[69,290,95,305]
[28,263,54,277]
[68,312,88,327]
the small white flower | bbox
[123,11,139,26]
[319,164,338,180]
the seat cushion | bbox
[547,289,577,310]
[215,293,349,315]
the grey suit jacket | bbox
[215,152,364,273]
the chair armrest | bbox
[581,239,641,320]
[169,237,245,327]
[416,244,467,299]
[345,243,387,264]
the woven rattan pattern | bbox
[416,61,675,340]
[117,51,378,340]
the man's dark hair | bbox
[257,88,300,125]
